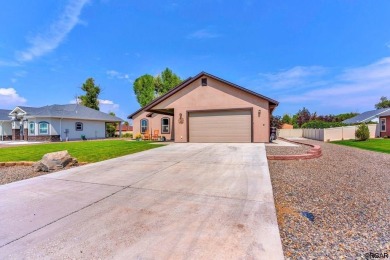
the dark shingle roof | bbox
[343,108,390,124]
[0,109,12,121]
[18,104,123,122]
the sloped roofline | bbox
[9,106,27,116]
[128,71,279,119]
[343,108,390,124]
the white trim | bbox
[140,119,148,133]
[380,118,386,132]
[38,121,50,135]
[29,121,35,135]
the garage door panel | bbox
[189,110,251,143]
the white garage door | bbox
[189,110,252,143]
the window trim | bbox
[38,121,49,135]
[161,117,170,134]
[75,122,83,131]
[140,119,148,134]
[380,118,386,132]
[29,121,35,135]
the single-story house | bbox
[0,109,13,141]
[379,110,390,137]
[115,124,133,136]
[128,71,279,143]
[3,104,123,142]
[343,108,390,124]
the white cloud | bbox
[0,60,19,67]
[0,88,27,107]
[106,70,132,82]
[258,66,327,89]
[98,99,119,113]
[187,29,221,39]
[16,0,89,62]
[69,98,119,112]
[273,57,390,112]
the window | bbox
[75,122,83,131]
[161,118,170,134]
[29,122,35,135]
[380,118,386,132]
[201,78,207,86]
[38,122,49,135]
[140,119,148,133]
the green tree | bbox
[335,112,359,122]
[133,68,182,107]
[133,74,155,107]
[155,68,182,96]
[282,114,292,124]
[106,112,117,138]
[375,96,390,109]
[80,78,101,110]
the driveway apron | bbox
[0,143,284,259]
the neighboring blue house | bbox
[1,104,123,142]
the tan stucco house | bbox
[128,72,278,143]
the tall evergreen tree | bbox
[80,78,101,110]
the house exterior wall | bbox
[151,77,270,143]
[379,116,390,137]
[26,118,107,141]
[0,121,12,140]
[132,111,173,140]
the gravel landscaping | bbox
[266,143,309,155]
[0,166,77,185]
[266,139,390,259]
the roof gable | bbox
[128,71,278,118]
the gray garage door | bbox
[189,110,252,143]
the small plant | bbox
[135,133,142,140]
[122,133,133,138]
[355,123,370,141]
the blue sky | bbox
[1,0,390,120]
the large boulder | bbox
[33,150,77,172]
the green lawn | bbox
[332,138,390,154]
[0,140,165,163]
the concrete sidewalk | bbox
[0,143,284,259]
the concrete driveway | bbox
[0,143,283,259]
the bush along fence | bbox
[278,124,379,142]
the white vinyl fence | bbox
[278,124,378,142]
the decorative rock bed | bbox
[267,138,322,160]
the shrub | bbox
[301,120,345,129]
[355,124,370,141]
[122,133,133,138]
[135,133,142,140]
